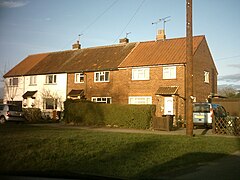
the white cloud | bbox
[218,73,240,83]
[0,0,29,8]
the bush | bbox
[23,108,42,123]
[64,100,155,129]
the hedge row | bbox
[23,108,42,123]
[64,100,156,129]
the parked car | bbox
[0,104,25,124]
[193,102,227,128]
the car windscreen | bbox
[193,104,210,112]
[8,105,22,112]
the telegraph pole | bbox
[186,0,193,136]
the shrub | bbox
[23,108,42,123]
[64,100,155,129]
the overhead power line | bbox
[80,0,119,34]
[61,0,119,50]
[113,0,146,43]
[215,55,240,61]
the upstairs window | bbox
[45,74,57,84]
[94,71,110,82]
[132,68,150,80]
[204,71,210,83]
[9,77,18,86]
[30,76,37,85]
[75,73,84,83]
[163,66,176,79]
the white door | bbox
[164,97,173,115]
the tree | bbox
[218,86,238,98]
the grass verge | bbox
[0,124,239,179]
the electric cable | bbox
[113,0,145,43]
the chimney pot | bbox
[119,38,129,44]
[72,41,81,50]
[156,29,166,41]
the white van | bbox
[193,103,227,128]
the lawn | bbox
[0,124,239,179]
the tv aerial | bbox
[152,16,171,33]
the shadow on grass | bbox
[0,124,240,180]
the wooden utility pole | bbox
[186,0,193,136]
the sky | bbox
[0,0,240,89]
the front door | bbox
[164,97,173,115]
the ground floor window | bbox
[43,98,58,109]
[92,97,112,104]
[128,96,152,104]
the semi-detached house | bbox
[3,34,218,120]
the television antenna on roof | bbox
[152,16,171,33]
[125,32,131,38]
[78,34,83,42]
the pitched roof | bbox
[3,53,49,77]
[8,43,137,76]
[119,35,205,68]
[4,35,206,77]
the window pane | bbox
[100,74,104,81]
[53,75,57,83]
[95,73,99,81]
[13,78,18,86]
[105,72,109,81]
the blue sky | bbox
[0,0,240,89]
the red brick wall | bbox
[193,38,218,102]
[67,39,217,120]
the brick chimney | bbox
[156,29,166,41]
[119,38,129,44]
[72,40,81,50]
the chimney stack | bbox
[119,38,129,44]
[72,40,81,50]
[156,29,166,41]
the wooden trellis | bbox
[212,116,240,136]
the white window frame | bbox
[75,73,84,83]
[9,77,18,87]
[163,66,176,79]
[30,76,37,85]
[91,97,112,104]
[128,96,152,105]
[43,98,58,110]
[94,71,110,82]
[132,67,150,80]
[204,71,210,83]
[45,74,57,84]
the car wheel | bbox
[0,116,6,124]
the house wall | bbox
[193,39,218,102]
[4,73,67,111]
[23,73,67,111]
[67,65,187,119]
[3,76,24,104]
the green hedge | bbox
[64,100,155,129]
[23,108,42,123]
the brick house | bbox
[3,34,217,121]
